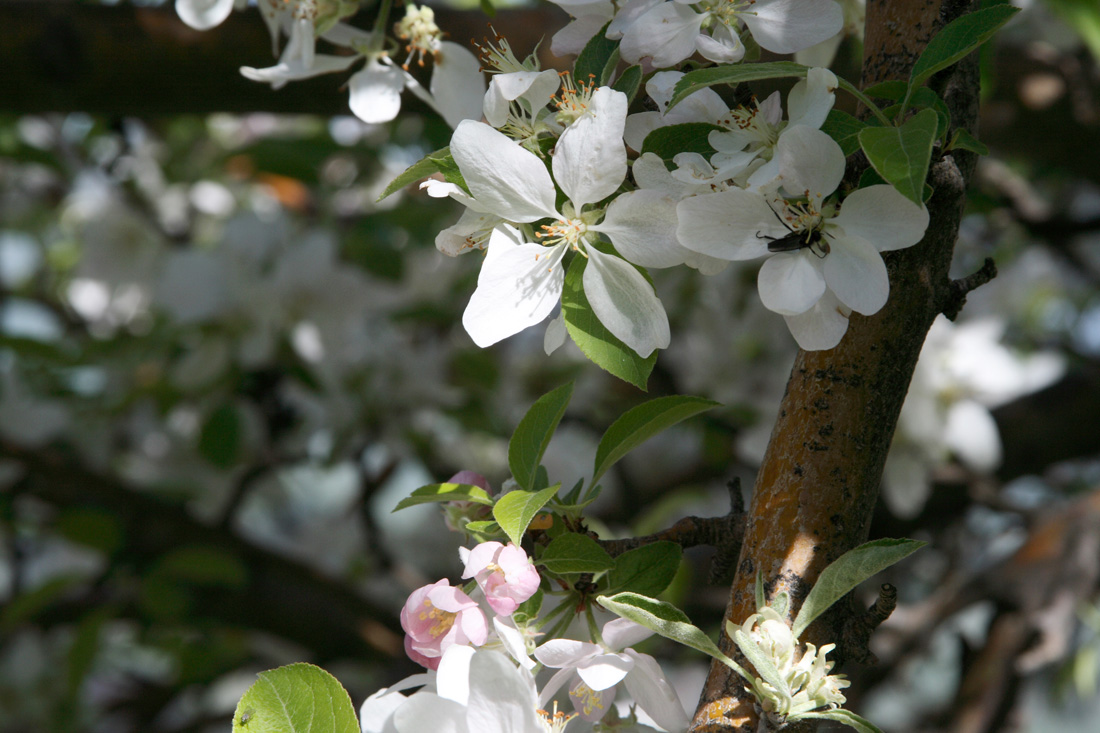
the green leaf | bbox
[910,5,1021,90]
[378,146,448,201]
[393,483,494,512]
[478,0,496,18]
[597,593,739,670]
[540,533,614,575]
[199,404,241,469]
[593,395,720,484]
[232,663,359,733]
[493,485,561,547]
[508,382,574,491]
[770,591,789,618]
[574,22,619,86]
[820,109,869,157]
[754,570,766,611]
[605,541,682,597]
[562,255,656,390]
[668,61,810,110]
[857,108,938,206]
[429,149,469,193]
[612,64,643,105]
[799,709,886,733]
[946,127,989,155]
[641,122,724,160]
[791,538,925,638]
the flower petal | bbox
[620,3,704,67]
[462,229,566,347]
[758,251,827,315]
[595,189,687,268]
[787,67,837,130]
[621,650,690,733]
[554,87,628,207]
[830,184,929,252]
[577,653,633,691]
[602,618,653,650]
[776,125,844,199]
[742,0,845,55]
[466,651,540,733]
[175,0,235,30]
[822,233,889,315]
[534,639,599,668]
[783,288,850,350]
[348,61,407,124]
[431,42,487,129]
[583,248,670,357]
[677,189,786,260]
[451,121,558,222]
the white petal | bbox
[783,289,851,350]
[602,618,653,649]
[583,248,670,357]
[743,0,845,55]
[534,639,597,668]
[822,233,889,315]
[175,0,235,30]
[776,125,844,199]
[620,3,704,68]
[431,42,487,129]
[595,189,687,268]
[622,650,690,733]
[677,189,786,260]
[392,693,467,733]
[450,121,558,222]
[624,111,664,152]
[945,400,1002,473]
[608,0,664,39]
[348,61,407,125]
[787,67,837,130]
[882,446,933,519]
[577,653,633,691]
[462,230,566,347]
[241,53,360,89]
[437,644,476,704]
[696,24,746,64]
[554,87,628,207]
[359,687,406,733]
[544,312,568,355]
[485,70,560,128]
[758,251,826,315]
[831,184,930,252]
[466,651,540,733]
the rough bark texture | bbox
[689,1,982,730]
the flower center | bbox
[537,217,589,250]
[569,681,605,718]
[717,102,779,148]
[537,701,578,733]
[419,599,457,638]
[474,30,536,74]
[395,4,442,67]
[553,72,596,127]
[700,0,757,28]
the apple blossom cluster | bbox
[425,30,928,357]
[174,0,485,126]
[369,535,689,731]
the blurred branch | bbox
[0,439,404,663]
[0,1,563,116]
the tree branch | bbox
[689,1,983,729]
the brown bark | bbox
[689,2,983,730]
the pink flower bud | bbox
[399,579,488,670]
[461,541,541,616]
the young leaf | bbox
[574,22,619,86]
[754,570,765,611]
[946,127,989,155]
[493,485,561,547]
[378,146,448,201]
[598,593,741,671]
[612,64,643,105]
[232,663,359,733]
[909,4,1021,91]
[668,61,810,111]
[641,123,724,160]
[593,395,720,484]
[392,483,494,512]
[562,255,656,390]
[540,533,614,575]
[820,109,869,157]
[731,628,789,697]
[791,538,925,638]
[509,381,574,492]
[858,108,938,206]
[800,709,886,733]
[605,541,682,597]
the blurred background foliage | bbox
[1,0,1100,731]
